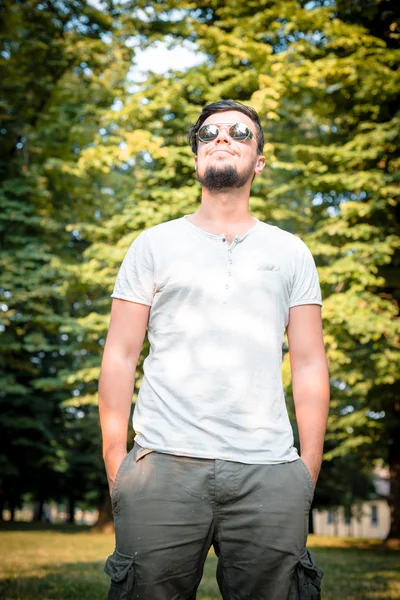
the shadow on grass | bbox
[0,560,109,600]
[308,545,399,600]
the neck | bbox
[197,184,253,225]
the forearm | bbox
[293,361,330,477]
[98,347,137,462]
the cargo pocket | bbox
[104,548,135,600]
[288,548,323,600]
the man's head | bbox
[188,100,265,192]
[189,100,264,155]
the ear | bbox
[194,155,198,167]
[254,155,266,175]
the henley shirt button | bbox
[225,284,229,289]
[229,260,232,264]
[228,272,231,276]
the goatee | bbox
[197,163,255,192]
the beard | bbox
[196,161,255,192]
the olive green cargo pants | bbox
[104,443,323,600]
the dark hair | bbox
[188,100,264,155]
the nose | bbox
[215,125,231,144]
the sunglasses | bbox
[197,122,254,144]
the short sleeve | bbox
[289,241,322,308]
[111,232,155,306]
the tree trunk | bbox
[92,492,114,533]
[9,500,16,522]
[0,493,5,521]
[386,433,400,542]
[67,494,75,524]
[334,510,338,537]
[32,498,44,522]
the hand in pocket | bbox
[105,450,128,496]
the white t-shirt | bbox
[111,215,322,464]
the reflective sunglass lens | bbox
[230,123,251,140]
[198,124,219,141]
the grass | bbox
[0,524,398,599]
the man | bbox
[100,99,329,599]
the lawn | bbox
[0,524,398,600]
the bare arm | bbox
[287,304,330,486]
[98,298,150,494]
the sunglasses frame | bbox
[197,122,254,144]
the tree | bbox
[0,0,134,518]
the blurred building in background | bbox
[313,468,390,539]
